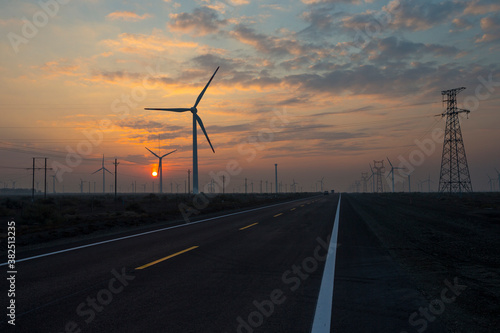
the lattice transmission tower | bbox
[438,87,473,193]
[373,160,385,193]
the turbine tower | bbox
[373,160,385,193]
[145,67,219,194]
[318,177,324,192]
[387,157,405,193]
[438,87,473,193]
[91,155,112,194]
[361,173,369,193]
[368,164,376,192]
[495,168,500,192]
[487,175,494,192]
[145,147,176,194]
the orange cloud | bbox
[107,11,152,22]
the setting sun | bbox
[152,171,158,177]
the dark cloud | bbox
[168,6,228,36]
[364,37,461,63]
[230,24,307,56]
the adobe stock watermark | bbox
[401,277,467,333]
[7,0,72,54]
[59,267,135,333]
[235,234,336,332]
[178,107,290,223]
[51,58,169,182]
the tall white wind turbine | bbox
[386,157,404,193]
[145,147,176,194]
[145,67,219,194]
[92,155,112,194]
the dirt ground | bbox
[345,193,500,333]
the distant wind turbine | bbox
[91,155,112,194]
[368,164,375,193]
[495,168,500,192]
[145,147,176,194]
[386,157,405,193]
[318,177,324,192]
[487,175,494,192]
[145,67,219,194]
[291,179,298,192]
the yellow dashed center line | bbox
[274,213,284,217]
[300,205,305,207]
[290,208,296,211]
[239,222,259,230]
[135,246,199,270]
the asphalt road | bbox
[1,194,449,332]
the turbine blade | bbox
[194,66,219,108]
[387,157,393,168]
[195,114,215,153]
[92,168,103,175]
[104,168,113,175]
[145,108,191,112]
[145,147,160,159]
[160,149,177,159]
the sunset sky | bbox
[1,0,499,193]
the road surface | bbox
[1,194,447,332]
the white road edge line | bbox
[0,196,321,266]
[311,194,341,333]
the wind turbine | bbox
[495,168,500,192]
[291,179,298,192]
[318,177,324,192]
[145,67,219,194]
[487,175,494,192]
[386,157,404,193]
[91,155,112,194]
[145,147,176,194]
[368,164,375,192]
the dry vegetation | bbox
[0,193,313,251]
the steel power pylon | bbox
[373,160,385,193]
[438,87,473,194]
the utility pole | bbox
[260,180,262,194]
[266,180,268,193]
[245,178,248,194]
[113,159,119,200]
[188,169,191,194]
[251,181,253,193]
[44,158,47,198]
[222,175,225,194]
[32,158,35,201]
[438,87,473,193]
[30,157,51,201]
[275,164,278,194]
